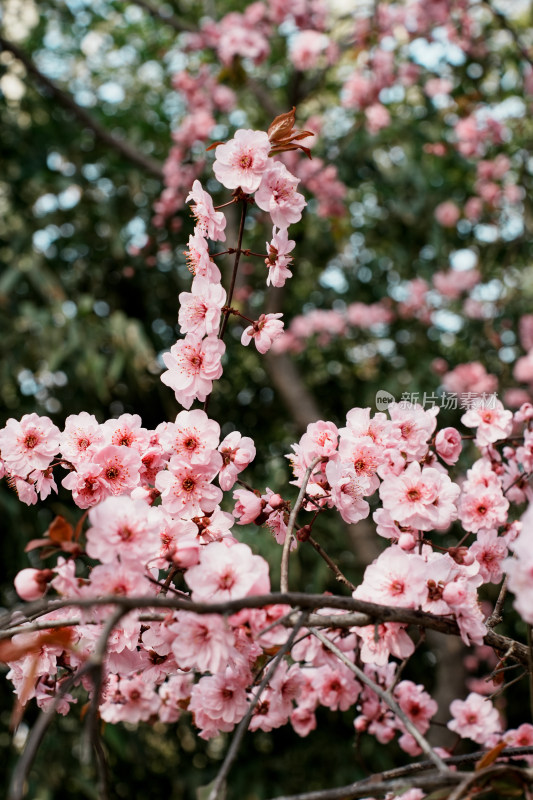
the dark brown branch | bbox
[269,771,465,800]
[1,592,530,666]
[267,759,533,800]
[486,575,508,628]
[266,747,533,800]
[0,36,164,179]
[8,608,125,800]
[446,763,533,800]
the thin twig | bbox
[8,608,124,800]
[268,772,466,800]
[486,575,508,628]
[488,669,527,700]
[81,609,126,763]
[281,456,323,593]
[528,625,533,722]
[207,612,308,800]
[309,627,449,772]
[8,663,92,800]
[446,763,533,800]
[265,747,533,800]
[0,36,163,179]
[218,198,249,342]
[307,535,357,591]
[204,196,248,415]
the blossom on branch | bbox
[241,313,284,354]
[213,129,270,193]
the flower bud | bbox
[14,568,53,601]
[296,525,311,542]
[449,546,475,566]
[398,532,417,551]
[268,493,284,509]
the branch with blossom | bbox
[2,101,533,800]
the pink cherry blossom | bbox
[61,461,108,508]
[289,30,330,71]
[435,427,462,465]
[325,459,370,525]
[458,487,509,533]
[93,445,142,496]
[186,180,226,241]
[101,413,150,452]
[387,402,439,461]
[100,674,161,724]
[169,613,238,674]
[185,541,270,601]
[156,454,222,515]
[241,313,284,354]
[353,546,428,609]
[265,226,295,287]
[60,412,104,464]
[184,230,221,282]
[160,334,225,409]
[232,488,264,524]
[188,667,249,739]
[469,529,507,583]
[85,496,163,564]
[312,664,361,712]
[0,414,60,475]
[434,201,460,227]
[447,692,501,744]
[504,505,533,624]
[157,409,220,464]
[178,276,226,337]
[213,129,270,193]
[218,431,256,490]
[442,362,498,395]
[255,162,306,228]
[462,399,513,446]
[379,461,459,531]
[365,103,391,134]
[14,568,53,601]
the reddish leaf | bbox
[475,741,507,770]
[267,107,297,143]
[47,516,74,544]
[0,628,75,664]
[205,140,226,151]
[266,107,314,159]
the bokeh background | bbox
[1,0,533,796]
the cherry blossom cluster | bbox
[160,120,314,407]
[3,103,533,793]
[3,391,533,757]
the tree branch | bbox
[310,627,449,773]
[281,456,323,592]
[265,747,533,800]
[7,608,123,800]
[1,592,530,666]
[0,36,164,179]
